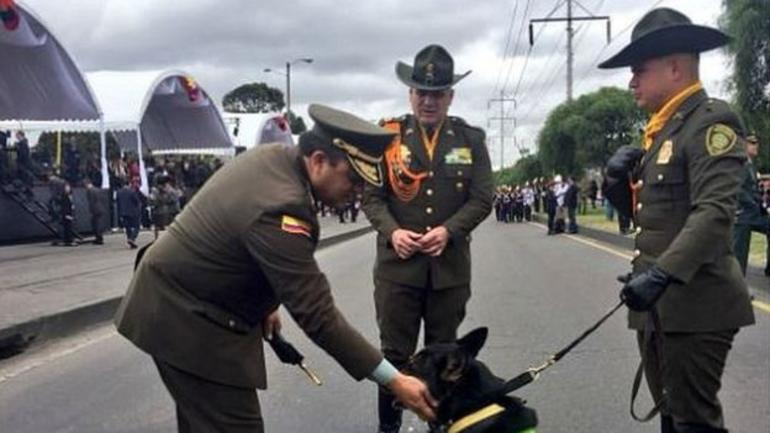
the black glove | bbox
[620,266,673,311]
[606,145,644,179]
[267,331,304,365]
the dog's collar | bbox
[447,403,505,433]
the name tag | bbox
[445,147,472,165]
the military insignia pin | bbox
[656,140,673,164]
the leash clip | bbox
[527,356,556,380]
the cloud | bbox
[23,0,731,167]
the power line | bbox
[507,0,564,99]
[574,0,665,87]
[528,0,611,101]
[500,0,535,94]
[490,1,520,99]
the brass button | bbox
[636,202,643,211]
[228,319,236,328]
[633,249,641,258]
[456,182,464,189]
[637,180,644,187]
[456,170,463,176]
[428,170,434,178]
[426,188,434,196]
[426,226,432,231]
[657,174,664,181]
[426,207,433,215]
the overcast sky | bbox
[24,0,731,168]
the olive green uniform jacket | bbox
[362,115,493,289]
[115,144,382,389]
[609,90,755,332]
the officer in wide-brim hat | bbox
[363,43,493,433]
[601,7,755,433]
[598,7,729,69]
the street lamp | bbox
[264,57,313,119]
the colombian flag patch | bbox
[281,215,312,238]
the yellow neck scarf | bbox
[419,120,444,161]
[643,81,702,150]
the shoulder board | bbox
[449,116,483,133]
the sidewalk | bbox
[529,212,770,294]
[0,215,372,358]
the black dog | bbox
[405,327,538,433]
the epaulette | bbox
[449,116,484,133]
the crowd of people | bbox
[0,132,225,248]
[494,175,580,234]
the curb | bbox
[529,213,769,293]
[0,225,374,360]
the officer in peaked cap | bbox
[115,104,437,433]
[362,44,493,433]
[601,8,754,433]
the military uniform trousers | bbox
[636,330,737,433]
[374,276,470,430]
[154,358,264,433]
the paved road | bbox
[1,220,767,432]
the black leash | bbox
[493,299,626,397]
[630,308,666,422]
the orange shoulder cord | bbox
[382,120,427,202]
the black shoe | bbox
[93,239,104,245]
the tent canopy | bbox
[0,0,100,122]
[223,112,293,148]
[0,70,233,153]
[86,70,233,152]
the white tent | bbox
[0,0,100,122]
[222,112,294,148]
[1,69,233,193]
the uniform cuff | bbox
[368,359,398,385]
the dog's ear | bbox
[440,352,467,383]
[457,327,488,358]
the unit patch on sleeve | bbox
[281,215,312,238]
[705,123,737,156]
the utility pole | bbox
[529,0,610,101]
[488,90,516,169]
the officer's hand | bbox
[620,266,672,312]
[262,309,282,341]
[419,226,449,257]
[606,145,644,178]
[391,229,423,259]
[387,372,437,422]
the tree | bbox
[287,110,307,134]
[493,154,543,186]
[222,82,285,113]
[720,0,770,172]
[537,87,644,176]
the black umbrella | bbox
[267,330,323,386]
